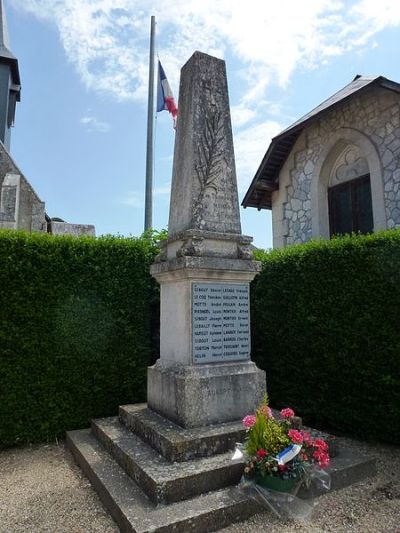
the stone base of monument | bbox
[147,360,266,428]
[67,403,377,533]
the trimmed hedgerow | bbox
[2,228,399,447]
[0,230,158,448]
[251,230,400,444]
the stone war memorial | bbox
[67,52,375,532]
[147,51,265,429]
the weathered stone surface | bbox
[49,221,96,236]
[150,51,265,430]
[91,416,244,504]
[67,428,261,533]
[326,446,377,492]
[156,230,255,264]
[67,420,377,532]
[120,404,246,462]
[147,360,266,428]
[0,160,46,232]
[169,51,241,237]
[151,255,261,276]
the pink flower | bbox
[242,415,256,428]
[256,449,267,458]
[280,407,295,418]
[288,429,303,444]
[313,438,329,452]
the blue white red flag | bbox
[157,60,178,127]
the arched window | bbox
[327,146,373,236]
[311,128,386,240]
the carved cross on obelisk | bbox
[148,51,266,428]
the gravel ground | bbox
[0,437,399,533]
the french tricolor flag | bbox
[157,60,178,128]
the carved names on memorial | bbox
[192,282,250,364]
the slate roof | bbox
[0,0,20,88]
[242,75,400,210]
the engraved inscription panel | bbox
[192,282,250,364]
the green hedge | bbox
[0,230,158,448]
[2,228,399,447]
[251,230,400,443]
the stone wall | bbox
[272,87,400,247]
[0,143,46,232]
[49,221,95,236]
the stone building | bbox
[0,0,94,236]
[243,75,400,248]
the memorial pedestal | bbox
[148,360,266,428]
[148,253,266,428]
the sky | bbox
[5,0,400,249]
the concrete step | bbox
[326,446,376,492]
[66,428,261,533]
[91,417,244,505]
[120,403,245,462]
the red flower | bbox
[278,464,287,472]
[313,438,329,452]
[256,449,267,458]
[313,449,330,469]
[288,429,303,445]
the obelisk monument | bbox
[148,51,266,427]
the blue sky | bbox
[6,0,400,248]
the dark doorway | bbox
[328,174,373,237]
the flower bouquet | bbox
[242,397,330,494]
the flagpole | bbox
[144,15,156,231]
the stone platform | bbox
[67,403,377,533]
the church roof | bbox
[0,0,20,87]
[242,75,400,210]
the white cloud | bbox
[231,103,256,129]
[121,191,143,207]
[80,115,110,133]
[154,185,170,196]
[233,120,283,192]
[11,0,400,108]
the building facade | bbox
[243,76,400,248]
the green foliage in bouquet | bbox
[245,410,290,456]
